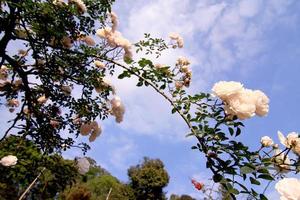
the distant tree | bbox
[170,194,196,200]
[0,135,78,199]
[60,158,134,200]
[128,157,170,200]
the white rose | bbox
[212,81,244,101]
[111,96,125,123]
[253,90,269,116]
[261,136,273,147]
[273,148,290,172]
[275,178,300,200]
[94,60,105,69]
[76,157,90,175]
[0,155,18,167]
[278,131,299,148]
[226,89,256,120]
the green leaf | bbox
[213,174,223,183]
[250,177,260,185]
[257,168,269,174]
[240,166,255,174]
[258,174,274,181]
[236,127,241,136]
[260,194,268,200]
[228,127,234,136]
[136,82,143,87]
[230,188,239,195]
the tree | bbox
[0,0,116,153]
[60,157,135,200]
[0,135,78,199]
[128,157,170,200]
[170,194,196,200]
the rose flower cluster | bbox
[212,81,269,120]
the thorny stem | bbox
[101,58,196,133]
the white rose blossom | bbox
[110,96,125,123]
[278,131,300,156]
[169,32,184,48]
[253,90,269,116]
[273,148,291,172]
[94,60,105,69]
[212,81,244,101]
[76,157,90,174]
[0,155,18,167]
[212,81,269,120]
[261,136,274,147]
[96,12,133,61]
[275,178,300,200]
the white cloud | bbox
[106,135,138,170]
[111,0,296,139]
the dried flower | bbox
[50,120,60,128]
[61,36,73,48]
[7,99,19,107]
[110,96,125,123]
[82,36,95,46]
[61,85,72,95]
[0,65,8,80]
[37,95,48,104]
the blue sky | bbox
[86,0,300,198]
[1,0,300,199]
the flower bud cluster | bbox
[169,32,184,48]
[79,121,102,142]
[175,57,192,89]
[96,12,133,61]
[110,96,125,123]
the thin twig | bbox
[18,167,46,200]
[106,187,112,200]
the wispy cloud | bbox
[111,0,296,138]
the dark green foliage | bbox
[169,194,196,200]
[0,0,114,153]
[128,157,170,200]
[60,158,135,200]
[0,135,78,199]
